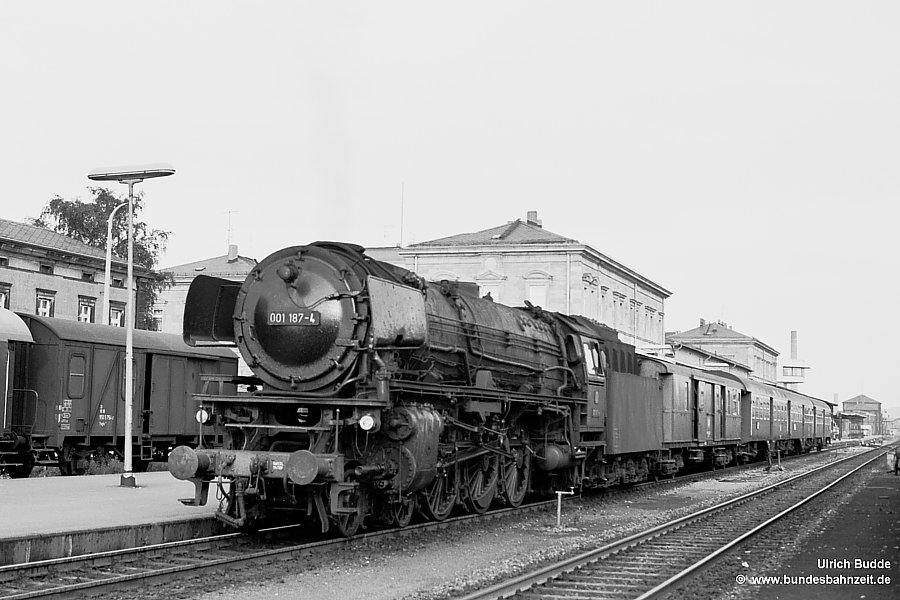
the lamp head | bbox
[88,163,175,183]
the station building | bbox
[0,217,143,326]
[842,395,883,436]
[666,318,779,384]
[382,211,671,347]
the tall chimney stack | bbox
[227,244,238,262]
[790,331,798,360]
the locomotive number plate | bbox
[268,310,320,326]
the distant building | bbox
[393,211,671,347]
[838,412,867,439]
[653,340,753,378]
[842,395,883,436]
[667,318,779,383]
[0,217,147,326]
[154,244,256,336]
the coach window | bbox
[68,354,86,398]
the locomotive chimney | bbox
[526,211,542,228]
[227,244,238,263]
[790,330,798,360]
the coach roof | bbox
[0,308,34,343]
[19,314,235,360]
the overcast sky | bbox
[2,2,898,417]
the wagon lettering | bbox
[97,405,114,427]
[57,398,72,431]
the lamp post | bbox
[88,163,175,487]
[103,202,128,326]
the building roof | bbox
[844,394,881,407]
[410,218,577,248]
[0,217,122,265]
[162,249,256,280]
[405,212,671,298]
[668,319,778,355]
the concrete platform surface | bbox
[0,471,217,539]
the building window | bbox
[109,301,125,327]
[78,296,96,323]
[152,307,164,331]
[112,277,124,288]
[0,256,8,267]
[0,283,10,309]
[36,290,56,317]
[40,264,54,275]
[81,272,95,282]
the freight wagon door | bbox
[83,346,122,440]
[146,355,189,437]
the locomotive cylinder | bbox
[534,443,574,471]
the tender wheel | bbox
[462,453,499,514]
[499,445,531,507]
[390,497,415,527]
[417,464,457,521]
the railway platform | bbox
[0,471,223,565]
[751,458,900,600]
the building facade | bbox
[0,217,143,326]
[667,318,779,383]
[842,395,883,436]
[394,211,671,347]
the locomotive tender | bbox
[0,308,237,477]
[169,242,833,535]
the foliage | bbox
[29,187,173,330]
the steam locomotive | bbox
[169,242,832,535]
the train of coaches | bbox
[1,242,835,537]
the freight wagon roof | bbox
[0,308,34,343]
[18,314,236,360]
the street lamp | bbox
[103,202,128,326]
[88,163,175,487]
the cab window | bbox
[581,341,606,378]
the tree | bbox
[30,187,172,330]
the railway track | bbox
[0,495,558,600]
[0,445,868,599]
[458,446,891,600]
